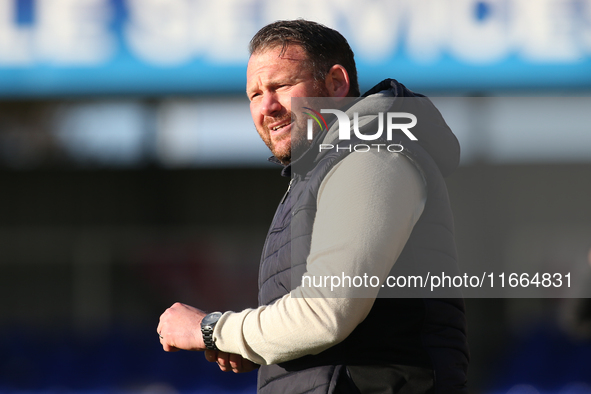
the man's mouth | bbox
[270,121,291,133]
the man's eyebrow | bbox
[246,85,259,98]
[266,75,302,87]
[246,78,291,97]
[246,70,309,98]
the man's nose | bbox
[260,93,282,116]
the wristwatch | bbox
[201,311,222,350]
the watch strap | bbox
[202,325,217,350]
[201,311,222,350]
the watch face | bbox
[202,311,223,327]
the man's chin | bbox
[271,148,291,165]
[270,138,292,162]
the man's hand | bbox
[204,349,259,373]
[157,302,207,352]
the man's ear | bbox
[324,64,350,98]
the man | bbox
[158,19,469,393]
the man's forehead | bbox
[249,44,308,65]
[246,45,312,90]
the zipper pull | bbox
[281,178,295,204]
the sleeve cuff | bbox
[213,309,267,365]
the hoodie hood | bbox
[316,79,460,177]
[365,79,460,177]
[285,78,460,178]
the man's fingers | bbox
[204,349,218,363]
[204,350,259,373]
[229,353,242,372]
[156,321,162,337]
[217,351,230,372]
[162,343,180,352]
[239,358,259,373]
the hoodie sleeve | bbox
[212,151,426,365]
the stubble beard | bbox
[258,83,329,165]
[258,113,293,165]
[257,111,314,165]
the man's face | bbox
[247,45,328,164]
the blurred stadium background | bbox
[1,0,591,393]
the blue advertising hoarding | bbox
[0,0,590,97]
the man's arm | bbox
[213,151,426,365]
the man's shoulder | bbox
[326,150,423,182]
[317,150,427,203]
